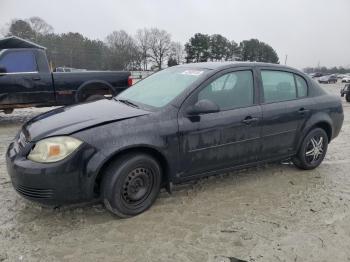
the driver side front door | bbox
[177,68,262,178]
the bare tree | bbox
[6,19,36,40]
[170,41,185,65]
[28,17,53,35]
[135,28,151,70]
[0,27,7,37]
[106,30,140,70]
[148,28,171,70]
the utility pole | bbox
[70,50,73,68]
[284,54,288,65]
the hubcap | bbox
[305,136,324,163]
[122,167,153,204]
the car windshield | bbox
[117,67,208,108]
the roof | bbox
[0,36,46,50]
[177,61,297,71]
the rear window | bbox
[0,51,37,73]
[261,70,297,103]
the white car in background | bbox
[342,75,350,83]
[337,74,348,79]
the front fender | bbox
[82,141,176,199]
[75,80,115,102]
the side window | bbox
[197,70,254,110]
[261,70,296,103]
[0,51,37,73]
[295,75,308,97]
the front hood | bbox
[23,99,149,141]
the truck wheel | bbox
[85,94,106,102]
[102,153,162,218]
[346,94,350,102]
[3,109,14,114]
[292,128,328,170]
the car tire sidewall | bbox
[346,94,350,102]
[102,154,161,218]
[293,128,328,170]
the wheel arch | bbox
[75,80,115,102]
[312,121,332,142]
[297,114,333,151]
[93,145,171,197]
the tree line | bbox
[1,17,280,71]
[303,66,350,75]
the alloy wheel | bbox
[305,136,324,164]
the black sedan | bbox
[6,62,344,217]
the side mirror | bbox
[0,66,7,75]
[186,99,220,115]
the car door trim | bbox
[188,136,260,153]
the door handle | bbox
[242,116,258,125]
[32,77,41,81]
[297,108,310,114]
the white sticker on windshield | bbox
[181,70,204,76]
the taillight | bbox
[127,75,133,87]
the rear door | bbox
[178,68,262,177]
[0,50,54,106]
[258,68,312,160]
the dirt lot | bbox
[0,83,349,262]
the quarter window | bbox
[261,70,297,103]
[295,75,308,97]
[0,51,37,73]
[197,70,254,110]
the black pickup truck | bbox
[0,37,131,114]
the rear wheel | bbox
[102,153,161,218]
[84,94,105,102]
[346,94,350,102]
[2,109,14,114]
[292,128,328,170]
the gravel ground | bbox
[0,83,349,262]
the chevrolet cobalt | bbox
[7,62,344,217]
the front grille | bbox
[15,184,54,199]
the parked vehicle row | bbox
[7,62,344,217]
[308,72,350,84]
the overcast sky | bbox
[1,0,349,69]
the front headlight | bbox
[27,136,83,163]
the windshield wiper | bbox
[115,98,139,108]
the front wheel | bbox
[102,153,162,218]
[292,128,328,170]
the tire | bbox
[102,153,162,218]
[292,128,328,170]
[346,94,350,102]
[85,94,106,102]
